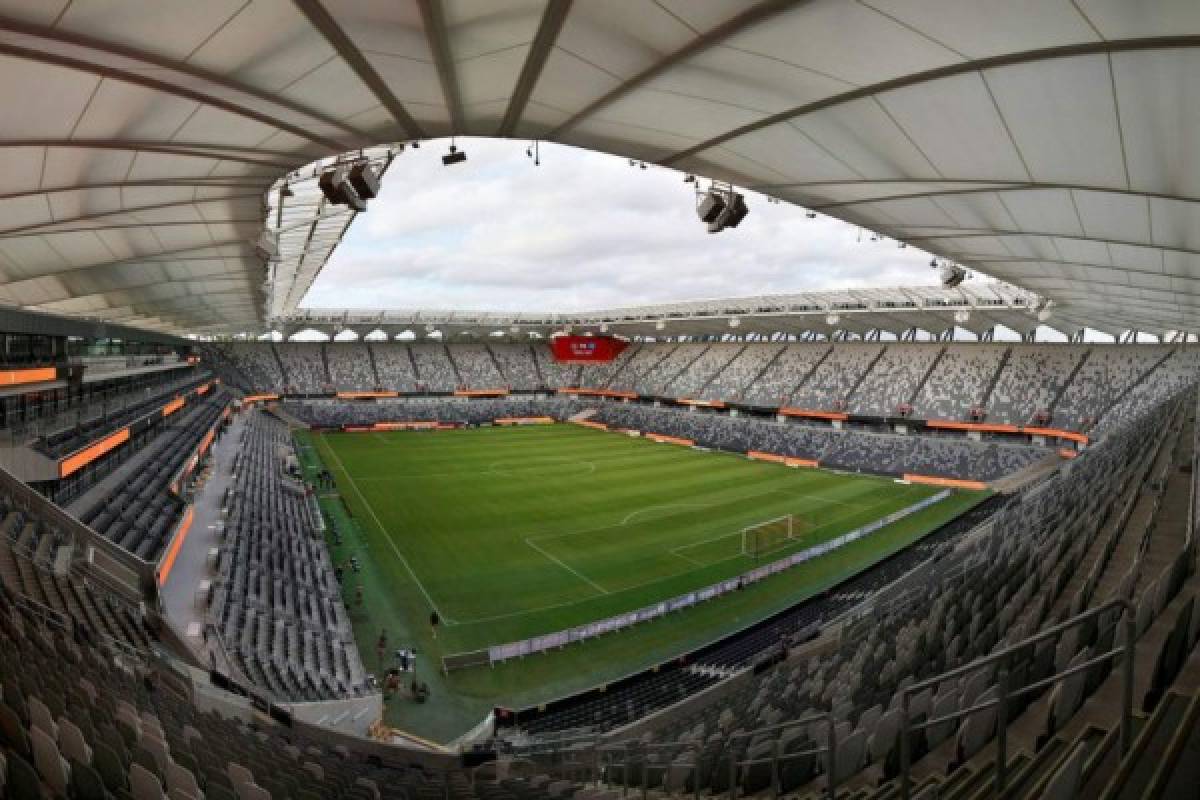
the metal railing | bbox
[723,713,836,800]
[897,598,1135,799]
[205,621,278,715]
[507,712,842,800]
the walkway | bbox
[157,406,245,670]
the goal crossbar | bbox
[740,514,798,559]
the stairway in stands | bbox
[978,346,1013,417]
[319,344,333,389]
[1092,348,1179,430]
[269,342,290,388]
[737,343,787,402]
[443,343,465,387]
[907,345,947,410]
[365,342,381,388]
[783,344,833,407]
[694,343,747,399]
[485,344,508,386]
[528,343,547,387]
[1046,348,1091,424]
[841,344,888,409]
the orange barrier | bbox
[379,421,438,431]
[242,393,279,405]
[926,419,1089,445]
[454,388,509,397]
[572,420,608,431]
[60,428,131,478]
[196,382,211,396]
[557,387,639,400]
[646,433,694,447]
[156,506,194,587]
[678,398,726,408]
[902,473,988,490]
[344,421,442,431]
[336,390,399,399]
[747,451,819,468]
[494,417,555,426]
[161,396,186,417]
[0,367,56,387]
[785,457,819,468]
[197,428,216,458]
[1023,427,1089,445]
[779,407,849,421]
[1058,448,1079,459]
[926,419,1020,434]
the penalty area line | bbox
[316,435,456,625]
[524,538,610,595]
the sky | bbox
[302,138,947,313]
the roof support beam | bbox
[548,0,805,138]
[0,219,261,240]
[960,255,1188,282]
[0,139,296,169]
[0,193,262,238]
[32,275,255,308]
[805,182,1200,212]
[0,40,350,153]
[891,228,1200,258]
[92,290,260,317]
[291,0,426,140]
[0,179,271,203]
[0,16,369,147]
[496,0,573,137]
[0,240,253,286]
[661,35,1200,166]
[416,0,464,134]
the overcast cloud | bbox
[303,138,943,312]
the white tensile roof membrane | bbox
[0,1,1196,337]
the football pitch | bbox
[298,423,985,739]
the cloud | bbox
[303,138,943,312]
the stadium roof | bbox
[0,1,1197,337]
[285,284,1051,341]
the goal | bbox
[740,514,809,559]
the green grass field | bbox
[295,423,986,741]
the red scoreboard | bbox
[550,335,628,363]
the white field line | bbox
[527,483,856,549]
[669,485,923,562]
[316,435,456,624]
[353,459,598,482]
[669,549,706,568]
[524,538,610,596]
[351,450,672,482]
[619,503,711,525]
[321,428,934,630]
[455,486,927,629]
[487,459,597,479]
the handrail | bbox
[597,713,836,800]
[898,597,1135,800]
[516,711,840,800]
[204,621,277,715]
[13,591,70,632]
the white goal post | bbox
[740,514,801,559]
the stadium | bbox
[1,2,1199,799]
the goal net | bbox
[740,514,813,559]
